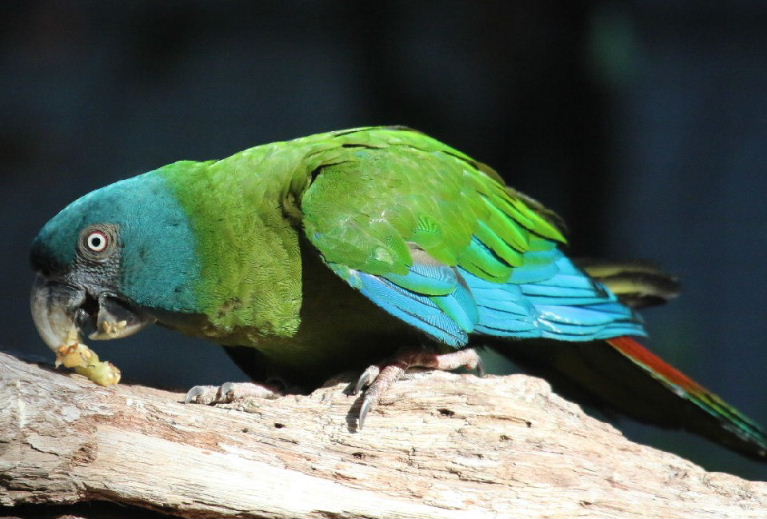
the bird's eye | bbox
[85,230,110,253]
[78,224,118,261]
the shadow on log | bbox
[1,351,765,518]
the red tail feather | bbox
[606,336,707,395]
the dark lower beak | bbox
[30,274,154,351]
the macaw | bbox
[30,126,767,460]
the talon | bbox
[358,396,373,430]
[353,364,380,395]
[476,356,486,377]
[353,363,406,429]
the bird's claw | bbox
[352,348,482,430]
[352,364,380,395]
[475,357,486,377]
[358,395,374,430]
[184,384,219,404]
[183,382,280,405]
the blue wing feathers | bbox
[433,292,476,333]
[328,248,646,347]
[537,305,630,326]
[476,298,531,316]
[463,259,645,340]
[475,306,537,333]
[507,248,563,284]
[356,272,468,346]
[383,263,457,295]
[521,283,600,297]
[508,261,560,284]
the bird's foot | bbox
[184,381,281,405]
[351,348,483,429]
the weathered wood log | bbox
[1,351,765,518]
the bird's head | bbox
[30,170,201,352]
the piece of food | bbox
[55,333,121,386]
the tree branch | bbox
[1,351,765,518]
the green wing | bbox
[298,128,577,346]
[300,127,566,282]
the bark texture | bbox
[1,351,765,518]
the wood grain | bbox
[1,351,765,518]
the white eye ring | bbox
[86,230,110,253]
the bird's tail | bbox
[576,259,680,308]
[606,335,767,460]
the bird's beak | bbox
[30,274,154,352]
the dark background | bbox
[3,0,767,480]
